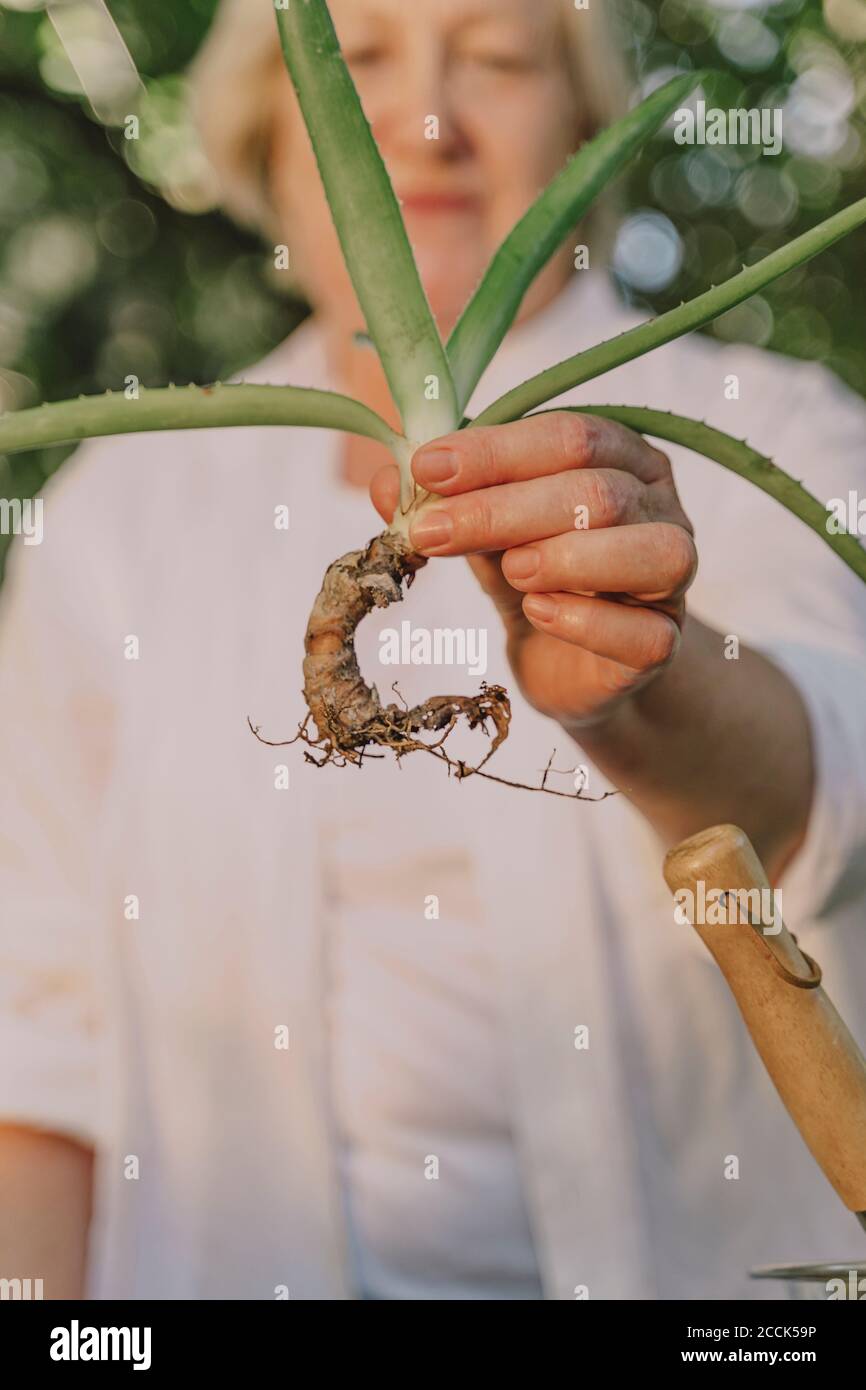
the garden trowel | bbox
[663,824,866,1295]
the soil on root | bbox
[247,529,616,801]
[295,529,510,771]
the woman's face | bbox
[269,0,584,337]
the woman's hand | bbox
[371,411,698,727]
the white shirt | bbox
[2,270,866,1300]
[324,812,544,1299]
[322,473,544,1299]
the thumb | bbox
[370,463,400,524]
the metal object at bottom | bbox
[750,1262,866,1301]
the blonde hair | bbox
[188,0,632,242]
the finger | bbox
[411,411,670,496]
[370,463,400,524]
[466,553,529,629]
[501,524,698,601]
[522,591,681,671]
[408,468,645,556]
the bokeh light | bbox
[619,0,866,396]
[613,209,685,291]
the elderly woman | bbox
[1,0,866,1302]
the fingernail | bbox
[523,594,557,623]
[507,547,539,580]
[414,448,458,487]
[410,510,453,552]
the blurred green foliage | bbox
[617,0,866,393]
[0,0,864,575]
[0,0,306,575]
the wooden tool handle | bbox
[664,824,866,1212]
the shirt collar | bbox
[466,269,629,416]
[245,269,629,423]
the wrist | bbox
[559,616,709,788]
[564,617,694,743]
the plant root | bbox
[246,528,616,802]
[283,529,512,769]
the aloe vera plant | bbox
[2,0,866,777]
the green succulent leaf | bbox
[473,197,866,427]
[447,70,708,413]
[0,385,400,456]
[539,404,866,584]
[274,1,458,443]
